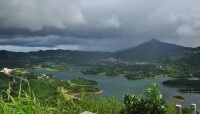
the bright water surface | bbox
[30,67,200,110]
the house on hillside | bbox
[0,68,14,75]
[38,74,52,80]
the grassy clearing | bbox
[57,87,76,101]
[68,80,77,86]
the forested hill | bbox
[27,50,112,59]
[0,50,112,59]
[160,46,200,66]
[0,50,112,68]
[113,39,186,61]
[1,39,200,68]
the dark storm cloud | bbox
[0,35,79,47]
[0,0,200,51]
[0,27,124,39]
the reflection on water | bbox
[30,67,200,111]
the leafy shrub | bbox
[122,83,166,114]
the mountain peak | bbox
[148,39,160,43]
[113,38,185,61]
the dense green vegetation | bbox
[0,88,123,114]
[80,63,200,80]
[81,67,104,74]
[123,83,166,113]
[0,73,12,90]
[70,77,98,86]
[68,78,100,93]
[163,79,200,87]
[163,79,200,94]
[125,72,148,80]
[193,70,200,78]
[179,88,200,92]
[162,64,200,78]
[80,64,161,78]
[0,50,111,69]
[11,79,70,104]
[172,96,185,100]
[67,86,100,93]
[41,62,72,71]
[10,69,54,80]
[10,70,38,80]
[81,66,125,76]
[113,39,184,61]
[159,47,200,67]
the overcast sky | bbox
[0,0,200,52]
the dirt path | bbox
[24,69,30,72]
[57,87,79,100]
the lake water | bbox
[30,67,200,110]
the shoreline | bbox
[179,90,200,93]
[170,96,185,102]
[35,67,72,72]
[80,71,125,77]
[179,90,200,96]
[196,93,200,96]
[68,80,97,87]
[76,84,97,87]
[72,90,104,96]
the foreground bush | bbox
[122,83,166,114]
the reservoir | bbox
[30,67,200,111]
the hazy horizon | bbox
[0,39,194,52]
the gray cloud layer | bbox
[0,0,200,51]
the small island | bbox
[170,96,185,102]
[163,79,200,96]
[125,72,146,80]
[69,77,98,86]
[163,79,200,87]
[38,65,72,71]
[80,66,125,76]
[81,67,101,75]
[65,77,103,96]
[179,88,200,96]
[35,62,72,71]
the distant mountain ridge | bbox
[0,39,199,67]
[113,39,186,61]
